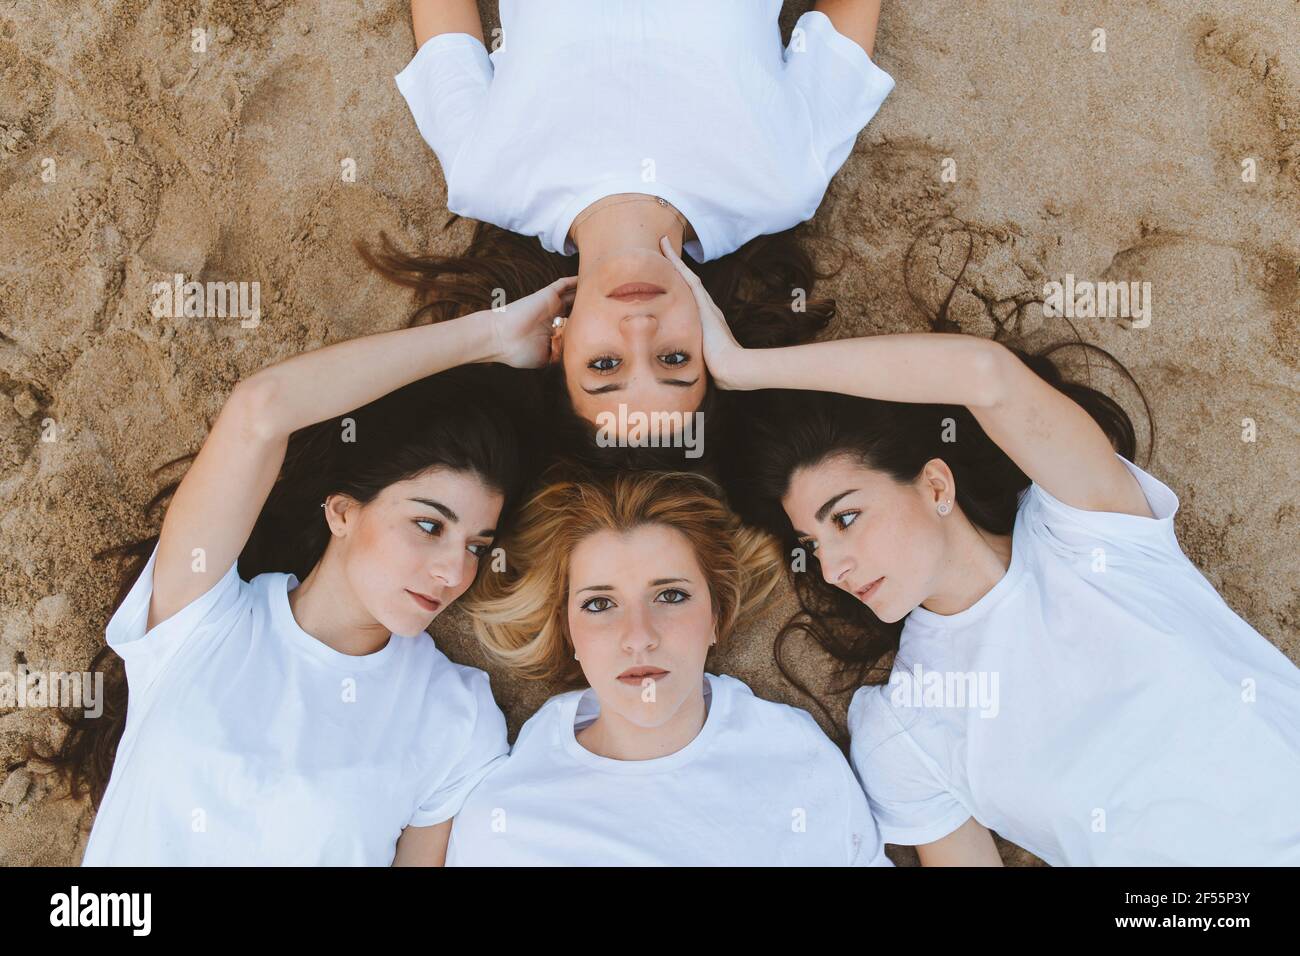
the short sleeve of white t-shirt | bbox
[407,667,509,827]
[392,32,493,183]
[1019,453,1182,557]
[392,4,894,263]
[783,10,896,179]
[105,542,248,696]
[88,541,512,865]
[847,686,972,846]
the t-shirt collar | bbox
[558,672,725,774]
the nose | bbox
[619,604,660,655]
[427,547,465,593]
[620,312,658,335]
[819,545,854,590]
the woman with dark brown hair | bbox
[54,276,578,866]
[375,0,893,452]
[661,238,1300,868]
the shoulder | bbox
[1018,453,1181,552]
[783,10,895,103]
[246,570,290,609]
[417,645,504,709]
[710,673,841,758]
[847,668,945,760]
[511,686,585,750]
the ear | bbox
[322,494,356,537]
[921,458,956,502]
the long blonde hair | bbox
[467,468,783,685]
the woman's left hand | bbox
[485,275,579,369]
[658,236,750,389]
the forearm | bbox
[411,0,484,48]
[916,818,1004,866]
[247,311,497,437]
[813,0,883,58]
[730,333,1007,409]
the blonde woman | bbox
[449,470,892,866]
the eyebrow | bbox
[577,576,690,594]
[582,377,699,395]
[407,498,496,537]
[792,490,858,538]
[816,491,857,523]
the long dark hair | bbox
[45,363,543,807]
[357,218,839,473]
[718,343,1152,732]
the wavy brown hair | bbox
[40,365,544,808]
[722,344,1149,699]
[465,468,784,685]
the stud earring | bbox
[937,500,951,516]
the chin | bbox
[870,600,905,624]
[382,610,434,638]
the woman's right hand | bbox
[485,275,578,370]
[659,236,750,390]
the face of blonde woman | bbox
[566,524,715,727]
[560,248,707,427]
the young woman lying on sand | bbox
[658,237,1300,867]
[55,276,577,866]
[451,469,892,866]
[381,0,893,445]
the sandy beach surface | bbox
[1,1,1297,866]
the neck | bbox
[576,682,708,761]
[570,193,694,270]
[287,547,394,656]
[919,514,1014,616]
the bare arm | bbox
[411,0,484,49]
[392,819,453,866]
[658,236,1150,519]
[813,0,883,58]
[145,277,576,633]
[916,817,1004,866]
[729,333,1151,518]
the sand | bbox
[0,1,1296,867]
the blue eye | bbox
[589,355,621,373]
[660,351,689,366]
[581,596,615,613]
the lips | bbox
[617,666,669,686]
[607,282,666,302]
[406,589,442,613]
[855,577,885,603]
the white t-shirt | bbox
[446,672,891,866]
[394,0,894,262]
[81,542,509,866]
[849,455,1300,865]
